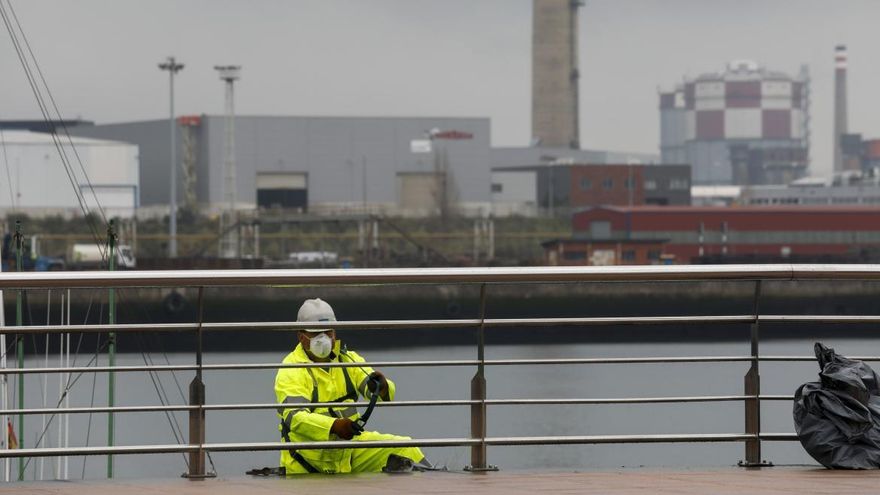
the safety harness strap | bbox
[278,361,361,474]
[280,410,321,473]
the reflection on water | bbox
[7,337,857,479]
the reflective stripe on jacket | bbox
[274,340,396,472]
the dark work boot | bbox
[382,454,415,473]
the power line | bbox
[4,0,108,227]
[0,126,14,211]
[0,0,107,259]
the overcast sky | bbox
[2,0,879,177]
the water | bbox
[4,337,866,480]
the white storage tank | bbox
[0,131,139,218]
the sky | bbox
[2,0,880,178]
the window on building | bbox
[624,177,635,189]
[644,180,657,190]
[590,221,611,239]
[647,249,662,261]
[580,178,592,190]
[669,178,689,190]
[602,178,614,190]
[621,250,636,262]
[563,251,587,261]
[491,183,503,193]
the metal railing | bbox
[0,264,879,478]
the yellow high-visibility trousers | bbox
[283,430,425,474]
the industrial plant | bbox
[3,1,880,267]
[660,60,810,186]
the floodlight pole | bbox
[158,56,184,258]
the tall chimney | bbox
[833,44,848,172]
[532,0,582,149]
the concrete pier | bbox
[4,467,880,495]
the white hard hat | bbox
[297,298,337,332]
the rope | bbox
[0,0,107,259]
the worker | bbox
[274,298,430,474]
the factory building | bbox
[69,116,491,217]
[0,131,139,218]
[560,205,880,265]
[491,163,690,217]
[660,60,810,186]
[740,173,880,206]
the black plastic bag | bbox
[793,342,880,469]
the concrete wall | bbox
[491,170,538,216]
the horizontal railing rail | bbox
[1,264,880,290]
[6,313,880,336]
[4,432,816,459]
[4,354,880,375]
[0,395,767,417]
[0,264,875,478]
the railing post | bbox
[13,221,24,481]
[467,284,496,472]
[739,280,772,467]
[107,221,117,478]
[186,287,208,479]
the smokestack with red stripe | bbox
[833,45,848,172]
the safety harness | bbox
[279,351,367,474]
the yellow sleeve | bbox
[343,350,396,402]
[275,369,336,441]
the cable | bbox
[134,333,189,469]
[117,287,215,473]
[0,126,15,211]
[21,292,98,477]
[0,0,107,259]
[81,334,101,479]
[21,336,110,475]
[5,0,108,227]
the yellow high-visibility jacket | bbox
[274,340,395,473]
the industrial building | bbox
[660,60,810,186]
[68,116,492,217]
[741,179,880,206]
[491,163,691,217]
[0,130,139,218]
[559,205,880,265]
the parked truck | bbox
[70,243,136,269]
[1,233,66,272]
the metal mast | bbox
[158,56,184,258]
[215,65,241,258]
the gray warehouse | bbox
[70,115,492,217]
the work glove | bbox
[330,418,357,440]
[367,371,389,400]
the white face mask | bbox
[308,333,333,358]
